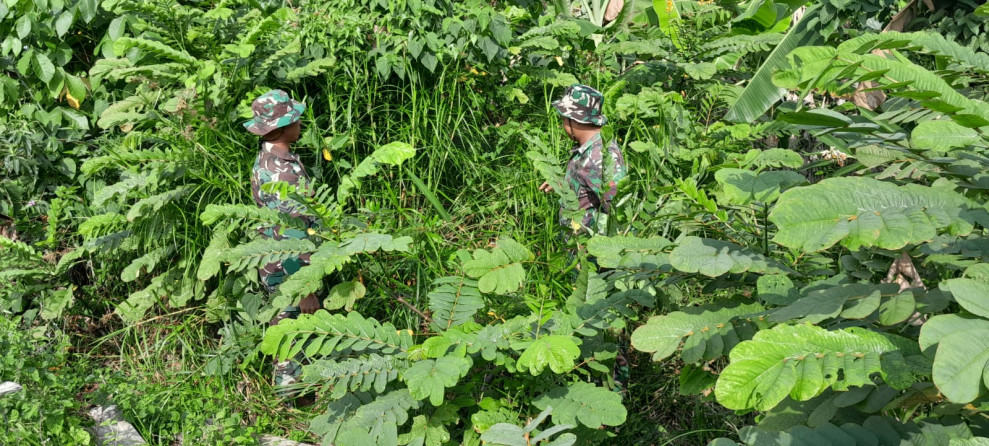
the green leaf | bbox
[739,149,805,169]
[715,169,806,205]
[877,292,915,326]
[911,120,982,152]
[325,280,366,312]
[55,10,74,37]
[631,299,764,362]
[920,314,989,358]
[770,177,989,252]
[41,288,73,320]
[932,329,989,403]
[586,235,671,269]
[669,236,795,277]
[301,354,399,398]
[404,357,471,406]
[725,4,823,122]
[533,382,627,428]
[517,335,581,375]
[715,324,912,411]
[462,238,532,294]
[757,275,800,306]
[769,284,895,324]
[943,278,989,318]
[32,52,56,84]
[428,276,484,331]
[778,109,852,127]
[337,142,415,202]
[15,14,30,39]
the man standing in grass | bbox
[539,84,630,393]
[243,89,320,392]
[539,84,626,236]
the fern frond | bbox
[82,147,174,175]
[698,33,783,59]
[286,57,337,81]
[428,276,484,332]
[309,390,419,446]
[241,14,281,45]
[302,354,403,399]
[78,213,126,238]
[336,142,415,203]
[597,39,672,59]
[341,233,413,255]
[92,173,149,208]
[518,20,581,39]
[102,63,188,82]
[0,268,51,281]
[121,246,174,282]
[126,185,194,221]
[0,235,44,263]
[113,37,199,65]
[261,311,414,361]
[259,37,301,73]
[82,230,135,253]
[840,31,989,75]
[222,237,315,273]
[97,95,146,130]
[200,203,307,231]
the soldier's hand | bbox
[538,181,553,193]
[299,294,320,314]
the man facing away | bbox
[539,84,627,237]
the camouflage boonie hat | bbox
[553,84,607,126]
[243,89,306,136]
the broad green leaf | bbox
[877,292,915,326]
[669,236,795,277]
[462,238,532,294]
[715,169,806,205]
[724,4,822,122]
[325,280,366,312]
[716,324,911,410]
[920,314,989,358]
[631,300,764,361]
[586,235,671,269]
[404,357,471,406]
[533,382,627,428]
[32,52,56,84]
[932,329,989,403]
[777,109,852,127]
[770,284,894,324]
[757,275,799,306]
[55,10,74,37]
[516,335,580,375]
[41,288,73,320]
[911,120,982,152]
[943,278,989,318]
[771,177,989,252]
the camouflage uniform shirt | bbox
[251,141,314,293]
[561,132,626,233]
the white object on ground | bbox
[88,405,147,446]
[0,381,22,396]
[260,435,315,446]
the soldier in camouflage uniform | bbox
[540,84,630,393]
[244,89,320,391]
[539,84,627,235]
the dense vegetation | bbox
[4,0,989,444]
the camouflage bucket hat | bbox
[243,89,306,136]
[552,84,607,126]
